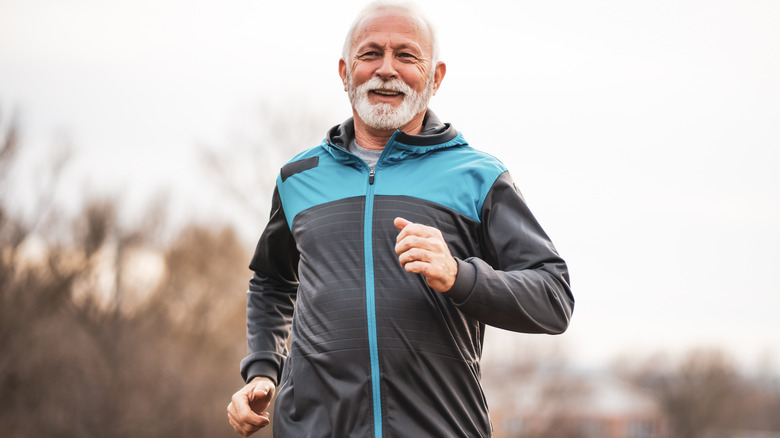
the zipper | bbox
[356,133,397,438]
[364,165,382,438]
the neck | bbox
[352,110,426,150]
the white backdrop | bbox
[2,0,779,371]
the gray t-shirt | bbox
[349,138,383,170]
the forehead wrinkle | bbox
[350,10,433,59]
[356,39,425,57]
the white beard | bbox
[347,70,435,131]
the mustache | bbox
[355,77,416,95]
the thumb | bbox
[394,217,412,232]
[253,381,273,397]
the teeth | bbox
[373,90,401,96]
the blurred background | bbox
[1,0,778,437]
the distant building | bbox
[483,368,667,438]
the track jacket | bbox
[241,110,574,437]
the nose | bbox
[375,52,398,80]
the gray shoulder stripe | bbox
[281,156,319,182]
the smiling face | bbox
[339,7,445,133]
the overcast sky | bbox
[2,0,779,372]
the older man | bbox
[228,2,574,437]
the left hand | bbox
[394,217,458,293]
[227,377,276,437]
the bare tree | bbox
[619,349,758,438]
[481,339,592,438]
[199,98,334,243]
[0,108,257,437]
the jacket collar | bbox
[325,109,461,151]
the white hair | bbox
[341,1,441,67]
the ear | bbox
[432,61,446,95]
[339,58,348,91]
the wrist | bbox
[251,376,276,388]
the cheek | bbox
[350,65,375,85]
[403,68,428,91]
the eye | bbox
[398,52,419,62]
[359,51,381,59]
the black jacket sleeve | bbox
[446,172,574,334]
[240,186,299,384]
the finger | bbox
[396,235,447,257]
[233,414,268,436]
[398,247,432,267]
[396,235,424,255]
[228,415,258,437]
[248,381,276,414]
[228,416,243,436]
[396,222,444,245]
[255,378,275,392]
[393,217,412,232]
[228,410,266,437]
[231,394,266,428]
[396,222,429,242]
[402,260,434,277]
[229,406,259,430]
[402,260,454,291]
[251,382,272,399]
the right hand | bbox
[227,377,276,437]
[394,217,458,293]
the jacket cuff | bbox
[241,359,281,386]
[446,258,477,305]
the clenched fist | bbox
[227,377,276,437]
[394,217,458,292]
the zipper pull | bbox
[369,169,375,185]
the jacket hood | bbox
[325,109,462,151]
